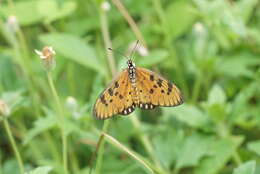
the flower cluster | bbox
[35,46,56,71]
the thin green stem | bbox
[93,3,117,173]
[100,7,117,76]
[111,0,147,47]
[130,116,168,174]
[47,72,68,174]
[3,119,24,174]
[94,120,110,174]
[191,73,202,103]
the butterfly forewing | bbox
[93,69,135,119]
[136,67,183,108]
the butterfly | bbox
[93,47,183,120]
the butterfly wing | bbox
[93,69,135,119]
[136,67,183,109]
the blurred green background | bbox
[0,0,260,174]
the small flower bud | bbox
[66,96,81,119]
[35,46,56,71]
[101,1,111,11]
[0,100,10,117]
[194,22,204,33]
[66,96,77,111]
[5,15,19,33]
[128,42,149,57]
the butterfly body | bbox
[93,58,183,120]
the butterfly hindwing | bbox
[136,67,183,109]
[93,69,135,119]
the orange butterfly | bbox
[93,47,183,119]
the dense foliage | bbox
[0,0,260,174]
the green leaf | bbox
[233,161,256,174]
[153,129,184,169]
[163,104,209,128]
[236,0,258,22]
[23,109,57,145]
[195,136,243,174]
[27,166,52,174]
[37,0,76,23]
[208,84,226,105]
[166,0,196,40]
[205,85,228,122]
[247,140,260,156]
[0,0,41,25]
[0,0,75,26]
[217,53,260,78]
[39,33,105,75]
[176,133,213,169]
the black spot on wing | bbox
[114,81,119,88]
[150,74,154,81]
[100,95,106,104]
[157,79,163,87]
[108,88,113,96]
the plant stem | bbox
[47,72,68,174]
[111,0,147,47]
[94,120,110,174]
[3,119,24,174]
[191,72,202,103]
[100,7,117,76]
[93,3,117,173]
[130,116,168,174]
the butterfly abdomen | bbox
[127,60,139,105]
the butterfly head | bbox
[127,59,135,69]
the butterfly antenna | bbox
[108,48,129,60]
[130,40,139,59]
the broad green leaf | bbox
[1,159,20,174]
[230,82,258,124]
[166,0,196,40]
[153,129,184,169]
[39,33,105,75]
[195,136,243,174]
[163,104,209,128]
[176,134,213,169]
[233,161,256,174]
[27,166,52,174]
[205,85,228,122]
[37,1,76,23]
[0,0,41,25]
[208,85,226,105]
[247,140,260,156]
[0,0,75,26]
[23,109,57,145]
[217,55,260,78]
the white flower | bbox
[0,100,10,117]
